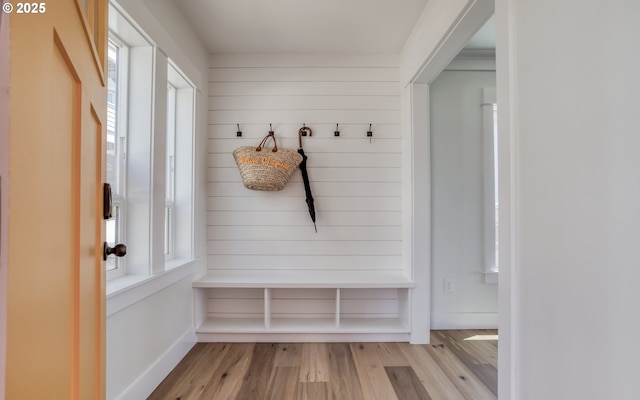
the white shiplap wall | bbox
[207,55,402,276]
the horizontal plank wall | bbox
[205,55,404,330]
[207,54,402,272]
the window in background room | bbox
[492,104,499,269]
[482,87,499,276]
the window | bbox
[106,36,128,278]
[492,104,499,270]
[106,3,195,287]
[165,61,196,268]
[165,83,176,259]
[482,88,499,280]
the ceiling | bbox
[464,15,495,50]
[172,0,430,54]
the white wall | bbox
[0,6,9,399]
[430,69,498,329]
[106,1,208,399]
[107,277,194,399]
[205,54,405,324]
[207,54,403,272]
[498,0,640,398]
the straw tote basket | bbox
[233,132,303,191]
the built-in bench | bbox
[193,269,413,342]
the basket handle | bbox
[256,132,278,152]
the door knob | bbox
[103,242,127,261]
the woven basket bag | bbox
[233,132,303,191]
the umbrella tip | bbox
[314,222,317,233]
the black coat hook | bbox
[236,123,242,137]
[334,123,340,137]
[367,124,373,143]
[298,124,313,148]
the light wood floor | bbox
[148,330,497,400]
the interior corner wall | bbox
[429,69,497,329]
[106,1,208,399]
[500,0,640,398]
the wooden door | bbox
[6,1,107,399]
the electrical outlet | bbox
[444,278,454,293]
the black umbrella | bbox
[298,126,317,232]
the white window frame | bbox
[106,1,196,295]
[165,82,176,261]
[106,34,129,280]
[165,60,196,269]
[482,87,499,284]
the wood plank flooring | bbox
[148,330,497,400]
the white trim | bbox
[193,269,412,289]
[496,0,518,398]
[106,34,129,281]
[111,328,196,400]
[431,312,498,330]
[108,1,156,48]
[167,58,195,89]
[149,48,168,276]
[107,260,195,317]
[163,201,175,260]
[186,87,197,261]
[408,83,430,344]
[164,78,176,263]
[196,332,410,343]
[402,0,495,346]
[167,67,196,262]
[404,0,495,86]
[482,87,498,275]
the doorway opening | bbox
[429,16,498,330]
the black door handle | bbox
[103,242,127,261]
[103,183,112,220]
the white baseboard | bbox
[431,312,498,330]
[113,328,196,400]
[196,332,410,343]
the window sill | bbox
[165,258,190,271]
[106,259,195,317]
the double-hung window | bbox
[165,83,176,260]
[165,62,196,268]
[106,3,195,287]
[106,36,128,279]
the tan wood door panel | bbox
[7,1,107,399]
